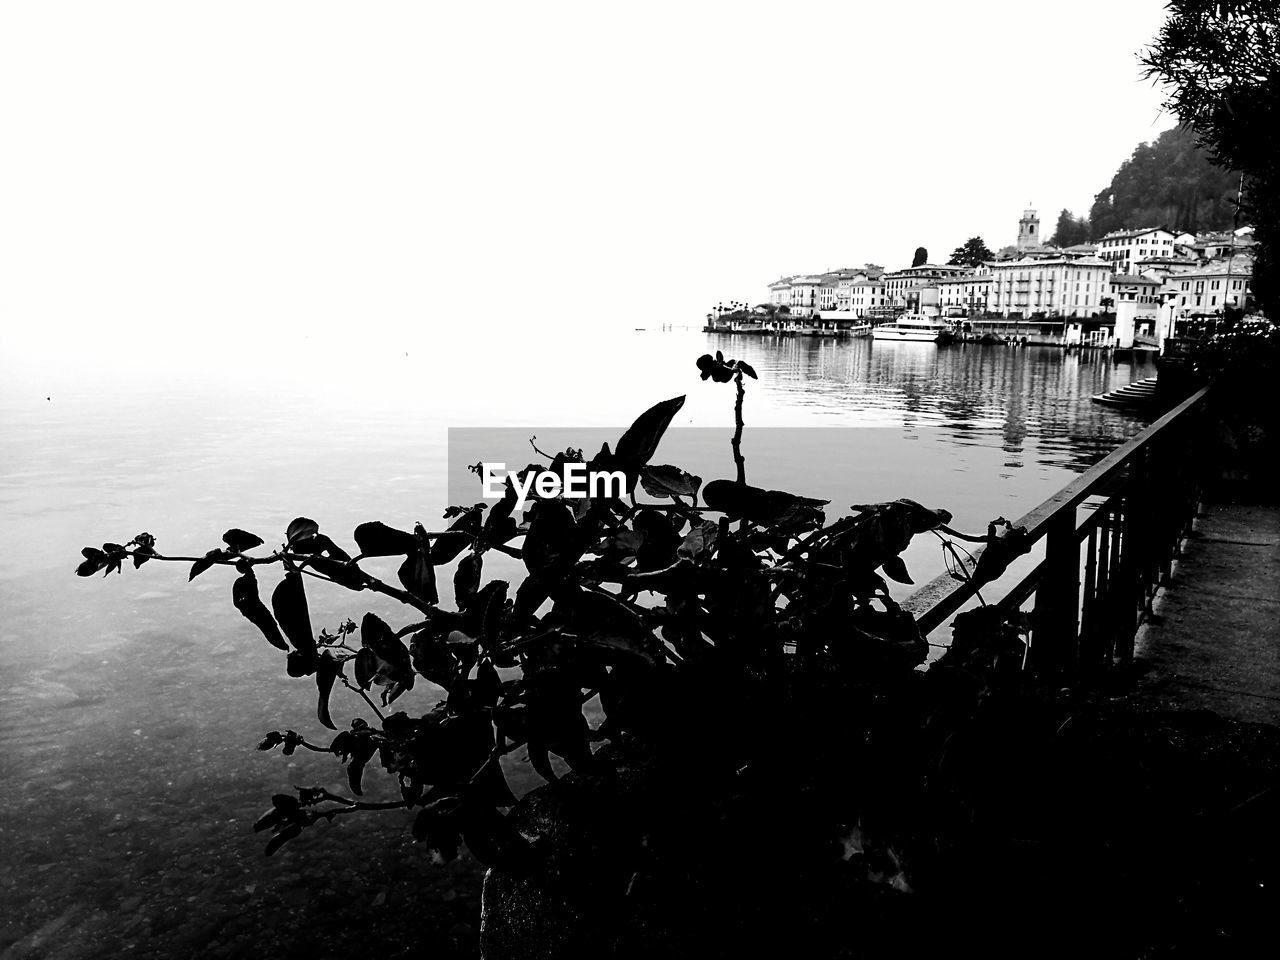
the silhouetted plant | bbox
[76,354,1021,878]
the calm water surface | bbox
[0,329,1154,956]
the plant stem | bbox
[731,371,746,485]
[340,676,386,722]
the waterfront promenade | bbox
[1133,499,1280,725]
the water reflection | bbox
[0,329,1155,957]
[704,333,1154,475]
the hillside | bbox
[1088,126,1239,237]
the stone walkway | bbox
[1133,500,1280,726]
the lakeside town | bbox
[707,206,1256,352]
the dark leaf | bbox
[463,580,509,645]
[633,509,680,572]
[315,653,339,730]
[513,574,551,625]
[312,533,352,562]
[702,479,828,529]
[264,823,302,857]
[76,547,107,577]
[257,731,284,751]
[232,568,288,651]
[354,647,376,690]
[454,552,483,609]
[271,571,316,660]
[286,517,320,545]
[474,660,502,708]
[286,650,316,677]
[409,630,457,689]
[563,588,660,665]
[614,395,686,476]
[360,612,415,698]
[430,509,481,564]
[971,521,1032,589]
[412,806,461,865]
[483,478,521,545]
[696,353,735,383]
[346,736,377,796]
[736,360,758,379]
[397,551,438,605]
[189,548,227,581]
[222,529,265,553]
[640,464,702,500]
[307,554,366,589]
[353,521,419,557]
[522,500,582,579]
[881,555,914,585]
[677,520,719,563]
[253,808,284,833]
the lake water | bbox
[0,328,1155,957]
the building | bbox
[768,278,792,310]
[985,256,1112,317]
[902,284,941,316]
[846,279,889,317]
[1181,231,1255,261]
[1095,227,1177,274]
[1161,255,1252,317]
[786,275,824,317]
[1108,274,1164,347]
[815,269,872,312]
[1109,273,1163,308]
[834,273,873,311]
[1059,243,1099,259]
[883,264,967,310]
[937,271,993,315]
[1016,208,1041,253]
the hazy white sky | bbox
[2,1,1175,376]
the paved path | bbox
[1134,501,1280,725]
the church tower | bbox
[1016,207,1040,253]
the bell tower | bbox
[1017,206,1040,252]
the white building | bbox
[985,256,1112,317]
[937,271,993,315]
[786,275,824,317]
[1161,256,1252,316]
[1095,227,1177,274]
[846,279,889,317]
[883,264,966,309]
[768,278,792,309]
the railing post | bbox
[1032,510,1079,679]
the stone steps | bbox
[1092,377,1160,409]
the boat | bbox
[871,314,950,342]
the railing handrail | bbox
[903,385,1210,635]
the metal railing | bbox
[904,386,1210,679]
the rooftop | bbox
[1098,226,1171,240]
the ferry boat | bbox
[871,314,949,343]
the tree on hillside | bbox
[1088,126,1239,238]
[948,237,995,267]
[1143,2,1279,316]
[911,247,928,267]
[1049,209,1090,247]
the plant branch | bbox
[731,371,747,486]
